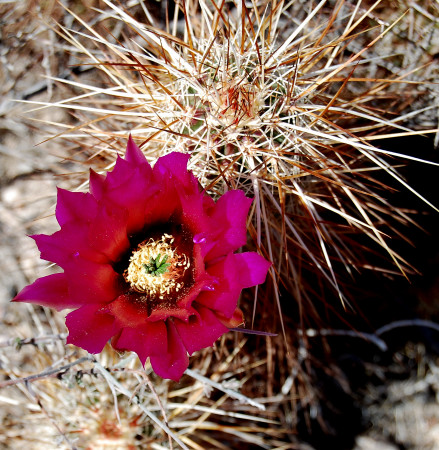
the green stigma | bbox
[143,253,171,277]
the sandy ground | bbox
[1,1,439,449]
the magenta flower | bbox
[13,137,270,381]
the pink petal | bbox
[216,308,244,328]
[105,165,155,234]
[202,194,215,214]
[233,252,271,288]
[88,139,159,234]
[196,254,242,317]
[105,141,152,194]
[33,222,108,267]
[64,257,121,304]
[196,289,241,319]
[125,135,148,166]
[147,303,198,322]
[12,273,75,311]
[153,152,192,187]
[112,321,168,364]
[66,304,117,353]
[191,242,208,276]
[149,320,189,381]
[147,266,215,322]
[142,180,181,225]
[104,293,149,329]
[143,153,203,229]
[55,188,98,226]
[89,169,106,200]
[206,190,253,260]
[174,305,228,355]
[176,275,214,310]
[106,156,140,189]
[178,190,210,236]
[88,200,130,262]
[198,253,270,317]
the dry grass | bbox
[1,0,439,448]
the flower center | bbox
[124,233,190,298]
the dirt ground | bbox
[1,1,439,449]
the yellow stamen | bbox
[124,234,190,297]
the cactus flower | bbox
[13,137,270,381]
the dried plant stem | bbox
[0,355,92,388]
[376,319,439,336]
[185,368,266,411]
[92,360,189,450]
[302,328,388,352]
[0,333,67,348]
